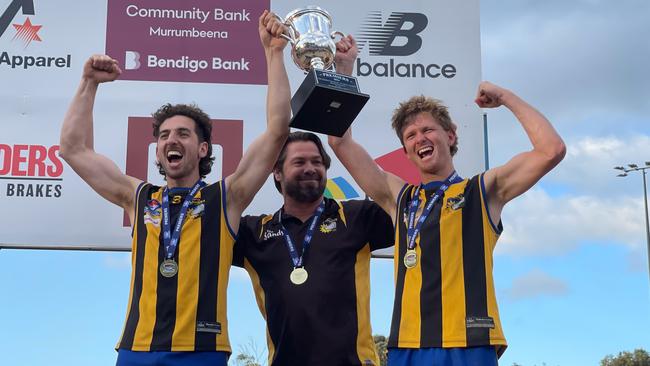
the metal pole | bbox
[483,113,489,170]
[642,170,650,284]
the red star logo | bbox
[12,17,42,48]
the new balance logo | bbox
[357,11,428,56]
[354,11,457,79]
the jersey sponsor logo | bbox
[354,11,457,79]
[446,193,465,211]
[196,320,221,334]
[144,199,162,226]
[171,194,183,204]
[319,217,337,234]
[262,228,283,241]
[466,316,495,329]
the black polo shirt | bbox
[233,198,394,366]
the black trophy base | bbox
[290,69,370,137]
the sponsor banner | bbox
[0,0,482,251]
[106,0,268,84]
[0,143,63,198]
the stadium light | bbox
[615,162,650,285]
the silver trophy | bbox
[275,6,369,137]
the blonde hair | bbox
[391,95,458,156]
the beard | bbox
[284,176,326,203]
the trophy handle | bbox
[330,31,347,71]
[330,31,346,41]
[271,14,296,44]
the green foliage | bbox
[601,349,650,366]
[374,334,388,366]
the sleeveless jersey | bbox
[116,180,235,353]
[388,174,507,356]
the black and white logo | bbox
[357,11,428,56]
[354,11,456,79]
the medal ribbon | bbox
[279,200,326,268]
[406,171,462,251]
[161,180,206,260]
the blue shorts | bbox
[388,346,498,366]
[116,350,229,366]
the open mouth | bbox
[417,146,433,159]
[166,150,183,163]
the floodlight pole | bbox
[615,163,650,284]
[643,169,650,275]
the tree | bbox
[601,349,650,366]
[233,339,266,366]
[374,334,388,366]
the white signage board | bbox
[0,0,482,251]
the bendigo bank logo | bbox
[123,117,243,225]
[355,11,456,79]
[0,144,64,198]
[106,0,267,84]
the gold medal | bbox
[160,259,179,277]
[290,267,308,285]
[403,249,418,269]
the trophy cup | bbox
[275,6,369,137]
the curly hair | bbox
[152,103,215,178]
[391,96,458,156]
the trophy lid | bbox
[285,6,332,22]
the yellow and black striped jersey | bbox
[388,174,507,356]
[117,180,235,353]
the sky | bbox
[1,0,650,365]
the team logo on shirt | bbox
[446,193,465,211]
[319,218,337,234]
[188,199,205,219]
[144,199,162,226]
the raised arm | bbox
[59,55,141,222]
[328,36,405,219]
[225,11,291,227]
[478,81,566,222]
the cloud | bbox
[481,0,650,125]
[503,269,569,301]
[550,135,650,194]
[103,253,131,270]
[497,187,645,256]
